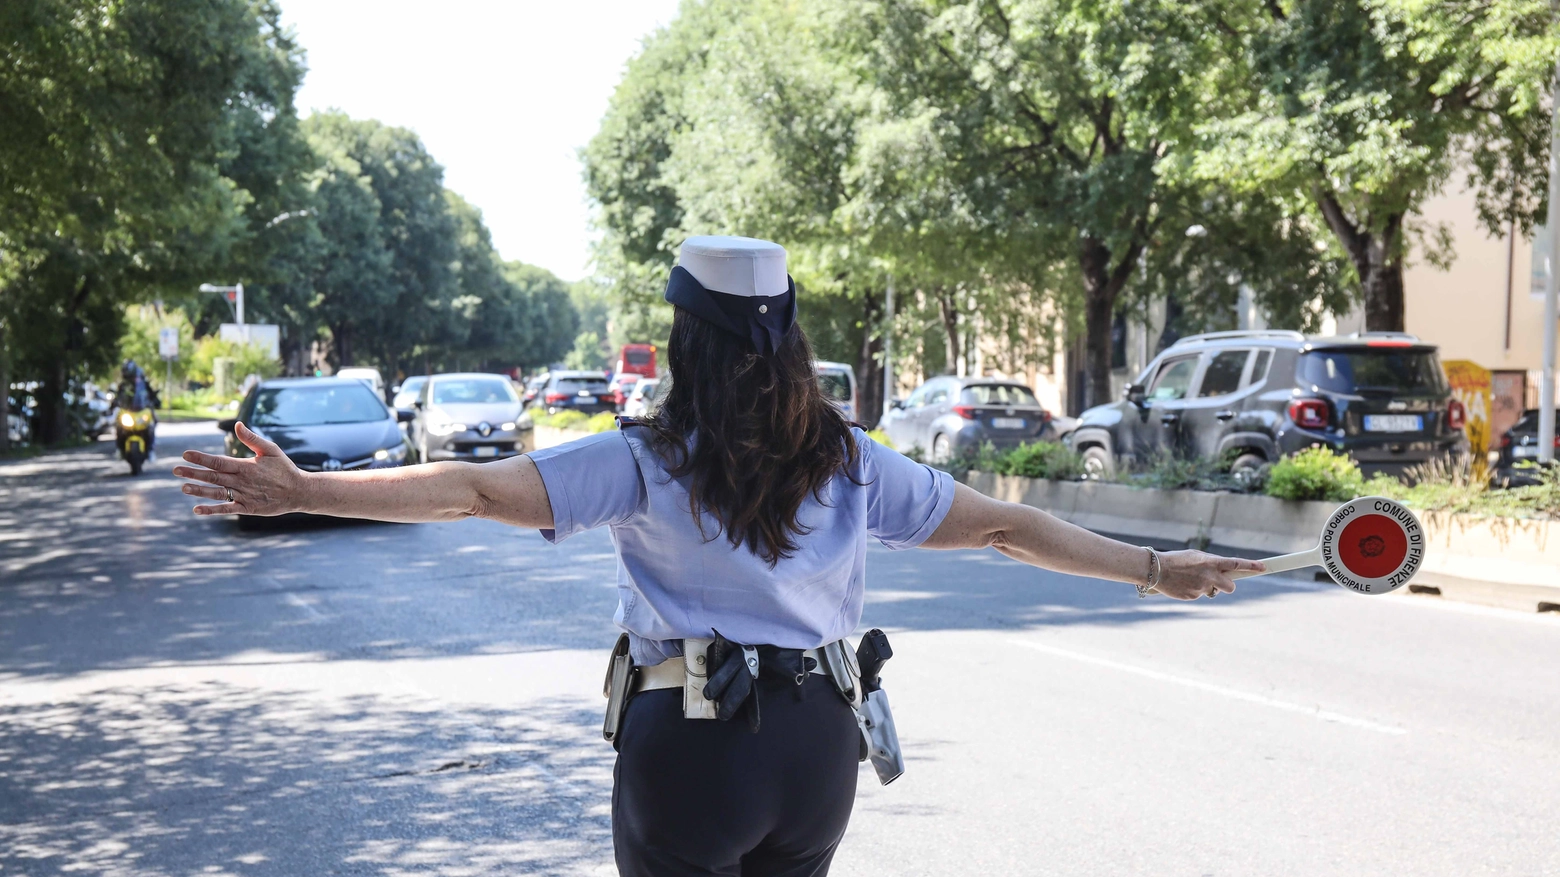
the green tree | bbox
[844,0,1283,408]
[1195,0,1560,331]
[300,113,460,372]
[0,0,309,442]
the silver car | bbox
[409,373,533,462]
[879,376,1054,461]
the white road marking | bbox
[284,591,323,620]
[1007,638,1408,736]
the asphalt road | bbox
[2,423,1558,876]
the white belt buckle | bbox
[682,637,717,720]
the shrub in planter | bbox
[585,412,619,433]
[1002,441,1086,480]
[1264,447,1363,502]
[542,410,589,430]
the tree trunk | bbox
[1314,187,1406,332]
[1077,236,1139,411]
[936,288,960,375]
[854,290,882,427]
[332,323,353,368]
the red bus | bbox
[618,344,657,379]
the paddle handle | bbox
[1229,546,1322,579]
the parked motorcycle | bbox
[115,405,156,475]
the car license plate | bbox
[473,446,498,458]
[1514,445,1538,458]
[991,417,1026,429]
[577,390,593,397]
[1363,414,1422,432]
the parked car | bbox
[409,372,533,463]
[391,375,427,410]
[879,376,1054,460]
[1494,409,1559,485]
[337,367,386,401]
[608,373,642,410]
[522,374,549,407]
[535,370,614,415]
[817,361,858,422]
[1065,330,1467,479]
[222,377,413,472]
[623,377,662,418]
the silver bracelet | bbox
[1136,546,1160,598]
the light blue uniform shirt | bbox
[529,426,955,665]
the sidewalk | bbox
[965,472,1560,614]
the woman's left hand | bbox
[174,422,309,517]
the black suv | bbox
[1065,330,1467,479]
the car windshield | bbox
[432,377,518,404]
[250,384,387,426]
[624,349,652,365]
[398,376,426,394]
[1298,350,1446,394]
[818,371,852,402]
[961,384,1038,406]
[557,377,609,393]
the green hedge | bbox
[532,409,620,433]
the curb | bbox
[964,472,1560,614]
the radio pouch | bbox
[602,633,635,743]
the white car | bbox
[623,378,662,418]
[816,361,857,422]
[336,367,385,400]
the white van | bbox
[816,361,858,422]
[336,367,386,400]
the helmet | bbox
[121,359,140,380]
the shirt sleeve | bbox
[527,431,647,543]
[857,428,955,550]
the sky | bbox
[282,0,683,283]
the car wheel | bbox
[1081,445,1114,480]
[1229,452,1268,488]
[931,433,952,463]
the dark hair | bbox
[642,307,860,566]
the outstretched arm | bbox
[174,422,553,528]
[921,482,1263,601]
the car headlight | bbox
[374,443,408,462]
[500,421,516,432]
[427,420,465,436]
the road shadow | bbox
[0,682,615,876]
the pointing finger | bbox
[182,449,241,473]
[1216,556,1265,573]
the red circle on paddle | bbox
[1337,514,1408,579]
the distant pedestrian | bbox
[176,235,1261,875]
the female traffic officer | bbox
[175,236,1262,876]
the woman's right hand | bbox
[1154,549,1264,600]
[174,422,309,517]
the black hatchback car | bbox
[222,377,414,472]
[534,370,614,415]
[1495,409,1559,484]
[1066,331,1466,478]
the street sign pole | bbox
[882,276,895,422]
[1540,53,1560,463]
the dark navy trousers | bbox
[612,674,861,876]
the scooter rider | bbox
[114,360,160,455]
[174,235,1263,876]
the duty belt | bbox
[602,629,906,785]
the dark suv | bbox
[1065,331,1467,479]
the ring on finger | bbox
[226,487,234,502]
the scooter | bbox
[115,406,156,475]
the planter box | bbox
[963,471,1559,611]
[534,426,597,449]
